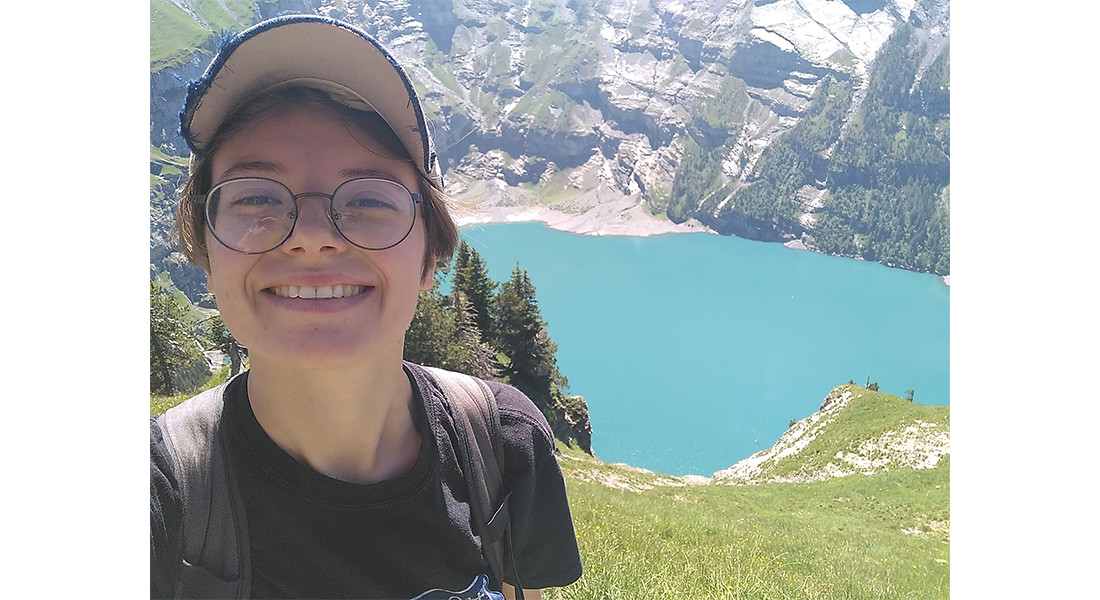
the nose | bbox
[282,194,348,254]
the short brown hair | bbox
[174,85,457,280]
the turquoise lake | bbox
[458,221,950,477]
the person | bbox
[149,15,582,600]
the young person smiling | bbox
[150,15,582,600]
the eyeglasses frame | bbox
[198,176,424,254]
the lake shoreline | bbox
[454,203,710,237]
[455,204,951,287]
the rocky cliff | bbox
[150,0,950,300]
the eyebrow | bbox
[220,161,286,179]
[338,167,406,182]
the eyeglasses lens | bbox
[207,178,416,253]
[331,179,416,250]
[207,179,296,254]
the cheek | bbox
[383,221,433,291]
[388,244,430,295]
[205,251,228,297]
[205,250,249,308]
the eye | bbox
[332,179,411,218]
[211,179,291,212]
[348,195,399,210]
[231,193,283,207]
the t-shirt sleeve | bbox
[150,415,183,599]
[487,382,583,590]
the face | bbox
[205,104,433,370]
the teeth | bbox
[271,284,365,299]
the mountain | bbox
[150,0,950,303]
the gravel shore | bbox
[453,200,710,238]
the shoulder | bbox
[404,363,554,454]
[482,380,556,460]
[483,379,545,424]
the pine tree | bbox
[452,240,472,290]
[150,280,204,394]
[452,240,497,339]
[451,290,501,379]
[494,264,566,418]
[405,277,502,379]
[404,276,463,370]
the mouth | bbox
[267,284,370,299]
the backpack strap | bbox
[158,380,251,600]
[423,367,522,597]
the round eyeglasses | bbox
[202,177,422,254]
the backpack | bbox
[156,366,522,599]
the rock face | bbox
[552,394,593,456]
[712,384,950,484]
[150,0,950,298]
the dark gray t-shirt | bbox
[150,363,582,599]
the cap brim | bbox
[182,16,441,190]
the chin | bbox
[258,332,405,372]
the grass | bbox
[692,76,751,131]
[828,47,859,69]
[150,0,257,71]
[546,441,949,600]
[151,144,189,167]
[769,386,949,480]
[149,146,186,201]
[530,168,585,207]
[518,22,603,92]
[511,89,581,136]
[150,363,233,415]
[151,271,208,322]
[150,0,213,71]
[147,354,947,599]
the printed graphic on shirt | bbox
[410,574,504,600]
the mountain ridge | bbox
[150,0,950,305]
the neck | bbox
[243,353,422,484]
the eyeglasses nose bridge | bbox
[291,190,335,204]
[286,191,342,236]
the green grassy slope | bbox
[148,372,948,599]
[716,384,950,484]
[150,0,257,71]
[547,385,949,600]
